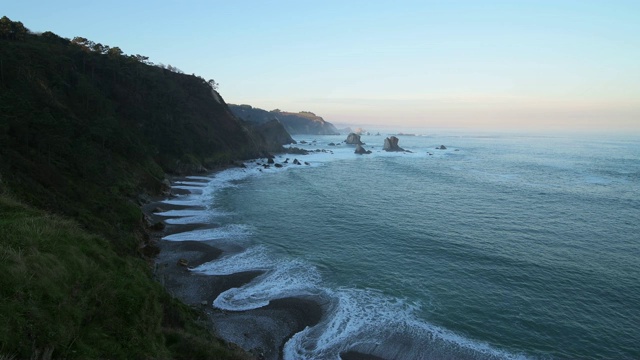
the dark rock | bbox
[437,145,447,150]
[304,162,310,165]
[328,142,336,146]
[267,157,275,164]
[178,258,189,267]
[287,147,309,155]
[383,136,405,152]
[151,221,165,231]
[262,164,270,169]
[254,119,296,152]
[274,163,283,168]
[354,144,372,155]
[293,159,301,165]
[345,133,363,145]
[300,140,307,144]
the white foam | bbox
[185,175,214,181]
[155,209,208,217]
[173,181,210,186]
[164,214,214,225]
[161,197,203,206]
[213,258,323,311]
[157,208,231,225]
[284,288,527,360]
[192,246,323,311]
[192,245,274,275]
[161,224,251,242]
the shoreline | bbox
[146,173,327,360]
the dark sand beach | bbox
[147,180,325,360]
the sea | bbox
[160,130,640,359]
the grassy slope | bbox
[0,20,258,359]
[0,194,248,359]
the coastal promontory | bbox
[229,104,340,135]
[0,17,268,359]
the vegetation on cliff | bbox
[0,16,262,358]
[229,104,340,135]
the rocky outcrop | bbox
[286,147,309,155]
[253,119,296,152]
[345,133,363,145]
[437,145,447,150]
[354,144,372,155]
[229,105,340,135]
[383,136,405,152]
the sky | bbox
[5,0,640,132]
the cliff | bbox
[0,17,255,359]
[229,104,340,135]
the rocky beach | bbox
[147,176,324,360]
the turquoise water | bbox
[163,131,640,359]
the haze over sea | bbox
[162,130,640,359]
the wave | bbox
[284,287,526,360]
[162,148,528,360]
[162,224,251,242]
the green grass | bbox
[0,194,248,359]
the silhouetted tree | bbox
[0,16,28,40]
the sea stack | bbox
[345,133,363,145]
[383,136,405,152]
[354,144,372,155]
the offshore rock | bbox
[437,145,447,150]
[287,147,309,155]
[345,133,363,145]
[354,144,372,155]
[383,136,405,152]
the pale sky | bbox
[5,1,640,132]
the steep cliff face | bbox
[0,29,269,217]
[229,104,340,135]
[254,119,297,151]
[0,19,260,359]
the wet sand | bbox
[147,175,388,360]
[148,179,325,360]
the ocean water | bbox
[160,131,640,359]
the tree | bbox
[0,16,28,40]
[72,36,95,52]
[132,54,150,64]
[107,46,123,57]
[207,79,219,90]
